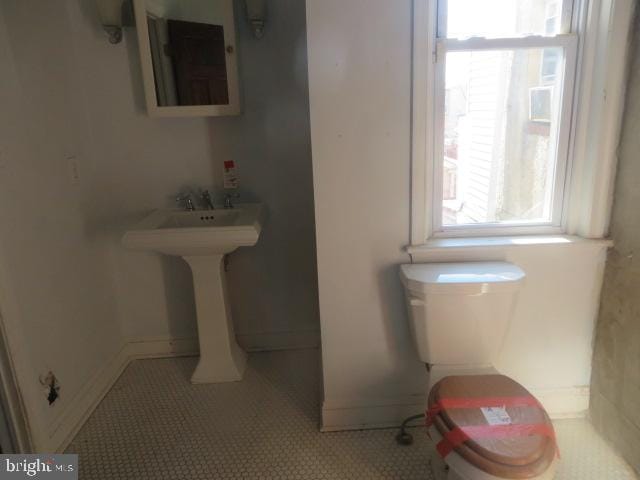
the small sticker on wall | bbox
[223,160,238,189]
[480,406,512,426]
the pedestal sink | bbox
[122,204,263,383]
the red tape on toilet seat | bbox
[425,396,559,459]
[436,423,557,458]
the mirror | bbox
[133,0,241,117]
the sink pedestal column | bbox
[183,254,247,383]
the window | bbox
[431,0,578,236]
[529,86,553,123]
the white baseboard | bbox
[41,334,589,451]
[321,385,589,432]
[44,345,130,453]
[44,336,199,453]
[41,332,317,452]
[530,385,590,419]
[44,332,318,452]
[321,395,426,432]
[125,336,199,359]
[236,330,320,352]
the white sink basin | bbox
[122,203,264,384]
[159,211,239,228]
[123,203,263,255]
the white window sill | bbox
[406,234,613,255]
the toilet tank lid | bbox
[400,262,525,293]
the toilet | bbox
[400,262,558,480]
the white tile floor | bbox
[67,349,638,479]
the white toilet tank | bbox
[400,262,525,366]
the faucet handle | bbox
[223,192,240,209]
[176,193,195,211]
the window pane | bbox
[440,0,565,39]
[441,48,564,226]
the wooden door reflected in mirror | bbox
[134,0,240,117]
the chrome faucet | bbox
[176,193,196,211]
[201,190,215,210]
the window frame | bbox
[410,0,635,246]
[430,1,579,238]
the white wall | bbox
[410,240,608,415]
[0,0,317,450]
[307,0,429,429]
[98,0,319,349]
[0,0,125,451]
[80,14,216,343]
[306,0,609,430]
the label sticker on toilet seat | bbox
[480,406,512,425]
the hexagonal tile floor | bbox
[67,349,637,479]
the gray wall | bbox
[590,10,640,473]
[209,0,320,349]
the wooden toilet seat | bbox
[427,375,558,479]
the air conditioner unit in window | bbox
[529,86,553,123]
